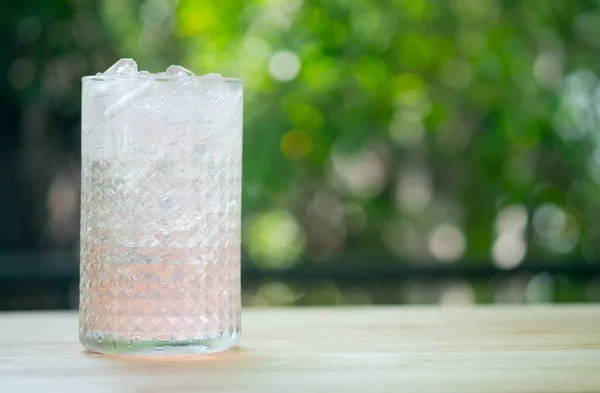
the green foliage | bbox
[93,0,600,268]
[7,0,600,268]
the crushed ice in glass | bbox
[98,59,231,120]
[166,65,194,77]
[101,59,222,79]
[202,73,224,79]
[104,58,138,76]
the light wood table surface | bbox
[0,306,599,392]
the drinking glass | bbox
[79,71,242,356]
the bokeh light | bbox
[427,223,466,263]
[330,146,387,199]
[492,233,527,270]
[8,59,34,90]
[253,282,297,306]
[268,51,301,82]
[395,168,432,214]
[439,58,473,90]
[525,272,555,303]
[140,0,173,28]
[246,210,305,270]
[532,203,580,254]
[533,51,563,88]
[17,17,42,44]
[440,281,475,306]
[280,130,313,160]
[492,204,528,270]
[46,170,78,245]
[382,219,425,260]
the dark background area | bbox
[1,0,600,310]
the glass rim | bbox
[81,75,242,84]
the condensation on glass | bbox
[79,73,242,356]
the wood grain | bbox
[0,306,599,393]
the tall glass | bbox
[79,73,242,356]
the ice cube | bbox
[138,70,151,75]
[165,65,195,77]
[104,80,153,118]
[200,73,223,79]
[104,58,138,76]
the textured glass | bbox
[79,74,242,356]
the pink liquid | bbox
[80,245,240,342]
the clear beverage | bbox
[79,60,242,356]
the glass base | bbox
[80,329,240,357]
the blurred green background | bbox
[1,0,600,309]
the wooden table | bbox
[0,306,599,392]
